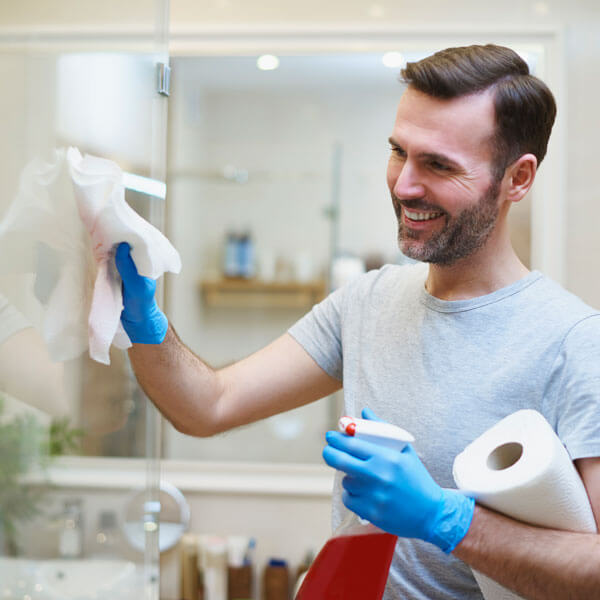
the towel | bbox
[0,147,181,365]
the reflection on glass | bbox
[164,54,405,463]
[0,46,166,600]
[0,5,169,600]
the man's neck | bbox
[424,244,530,301]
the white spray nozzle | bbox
[338,416,415,451]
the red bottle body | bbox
[295,530,397,599]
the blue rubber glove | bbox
[322,407,475,553]
[114,242,168,344]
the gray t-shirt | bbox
[288,263,600,600]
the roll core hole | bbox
[486,442,523,471]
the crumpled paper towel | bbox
[67,147,181,363]
[453,409,597,600]
[0,147,181,364]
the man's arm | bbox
[323,412,600,600]
[452,457,600,600]
[129,326,341,437]
[453,504,600,600]
[115,242,341,437]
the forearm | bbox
[453,504,600,599]
[127,324,223,436]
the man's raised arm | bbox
[116,243,341,437]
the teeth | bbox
[404,208,443,221]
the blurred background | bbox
[0,1,597,598]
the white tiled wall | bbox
[164,58,401,463]
[167,0,600,305]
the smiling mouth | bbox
[403,207,445,222]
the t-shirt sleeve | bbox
[544,314,600,460]
[288,285,346,382]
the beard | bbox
[393,177,502,267]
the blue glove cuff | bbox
[121,302,168,345]
[427,490,475,554]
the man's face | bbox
[387,87,503,266]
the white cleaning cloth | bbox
[453,409,597,600]
[67,148,180,364]
[0,148,180,365]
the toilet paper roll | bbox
[453,409,597,600]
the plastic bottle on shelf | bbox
[294,417,414,600]
[295,550,313,583]
[58,499,84,559]
[263,558,289,600]
[224,231,241,278]
[237,231,255,279]
[227,535,253,600]
[292,550,314,598]
[91,510,119,558]
[180,533,200,600]
[201,535,228,600]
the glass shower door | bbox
[0,3,169,599]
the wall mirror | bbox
[157,28,564,469]
[0,28,564,482]
[164,51,411,463]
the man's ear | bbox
[505,153,537,203]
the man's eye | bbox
[390,146,406,158]
[430,161,450,171]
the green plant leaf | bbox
[0,395,85,555]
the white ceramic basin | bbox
[0,558,37,598]
[0,557,142,600]
[38,558,137,599]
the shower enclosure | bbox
[0,2,170,598]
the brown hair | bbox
[400,44,557,180]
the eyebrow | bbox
[388,137,464,171]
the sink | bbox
[0,558,37,598]
[38,558,137,598]
[0,557,143,599]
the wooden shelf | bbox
[200,278,327,309]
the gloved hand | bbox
[114,242,168,344]
[322,407,475,553]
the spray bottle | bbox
[295,417,414,600]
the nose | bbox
[390,160,426,200]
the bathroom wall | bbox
[164,56,402,462]
[168,0,600,307]
[2,0,596,298]
[0,0,158,27]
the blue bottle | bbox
[237,231,255,279]
[224,231,240,278]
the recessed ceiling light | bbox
[382,52,405,69]
[257,55,280,71]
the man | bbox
[116,45,600,599]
